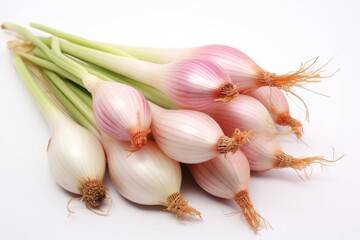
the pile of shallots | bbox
[3,22,338,234]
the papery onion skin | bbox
[246,87,290,119]
[163,59,238,110]
[47,112,106,194]
[151,107,242,164]
[188,151,265,233]
[90,80,151,150]
[246,86,303,138]
[106,138,202,218]
[188,151,250,199]
[191,45,263,93]
[240,137,280,171]
[206,95,277,138]
[106,44,262,93]
[107,140,182,205]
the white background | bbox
[1,0,359,239]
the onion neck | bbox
[82,72,103,93]
[59,40,166,91]
[113,46,187,63]
[148,101,166,117]
[12,56,67,133]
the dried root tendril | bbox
[276,113,304,139]
[217,129,254,155]
[233,190,270,234]
[262,57,332,91]
[66,179,112,216]
[7,39,35,54]
[262,57,338,121]
[273,151,343,180]
[165,192,202,219]
[215,83,239,103]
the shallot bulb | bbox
[246,86,303,138]
[12,56,109,214]
[47,112,108,213]
[188,151,266,233]
[85,74,152,151]
[51,40,239,111]
[150,103,252,164]
[97,43,324,93]
[106,138,201,218]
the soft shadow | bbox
[250,168,329,183]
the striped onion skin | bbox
[188,151,266,233]
[113,44,261,93]
[206,95,277,138]
[188,150,250,199]
[107,140,181,205]
[162,59,238,111]
[106,139,201,218]
[150,103,250,164]
[246,87,304,138]
[151,108,225,164]
[48,113,106,195]
[241,137,280,171]
[246,87,289,118]
[91,81,151,151]
[190,45,263,93]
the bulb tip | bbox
[217,129,253,155]
[81,179,108,209]
[66,179,111,216]
[166,192,202,219]
[130,130,150,152]
[215,83,239,103]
